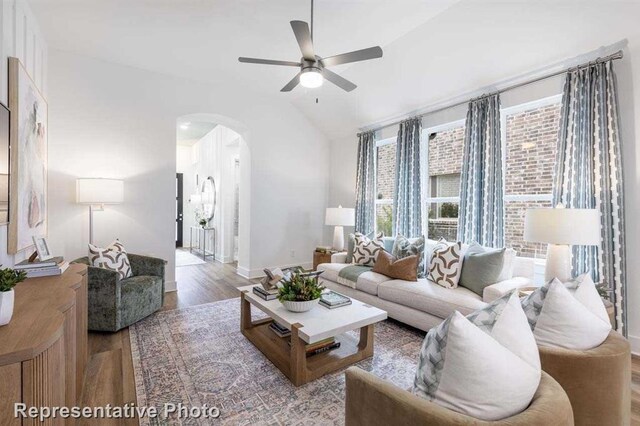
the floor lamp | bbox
[76,178,124,244]
[524,205,600,282]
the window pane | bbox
[376,143,396,200]
[428,126,464,198]
[505,200,552,259]
[376,203,393,237]
[427,202,459,241]
[505,103,561,195]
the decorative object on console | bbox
[413,292,540,421]
[458,243,506,296]
[88,239,133,280]
[458,93,504,248]
[76,178,124,245]
[325,205,355,251]
[0,267,27,326]
[8,57,48,254]
[372,250,418,281]
[277,270,325,312]
[352,232,383,266]
[391,235,425,278]
[393,118,422,238]
[354,131,376,235]
[521,273,611,350]
[32,235,54,261]
[427,239,463,289]
[524,206,600,282]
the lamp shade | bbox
[325,206,355,226]
[524,207,600,245]
[76,178,124,204]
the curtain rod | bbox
[358,50,623,136]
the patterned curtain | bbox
[393,118,422,237]
[457,94,504,247]
[355,131,376,234]
[552,60,626,333]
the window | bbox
[502,95,562,258]
[375,138,395,236]
[422,122,465,241]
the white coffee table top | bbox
[239,284,388,344]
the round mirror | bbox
[201,176,216,221]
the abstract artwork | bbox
[8,57,47,254]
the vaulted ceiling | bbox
[30,0,640,140]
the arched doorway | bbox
[174,113,251,277]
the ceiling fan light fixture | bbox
[300,68,323,88]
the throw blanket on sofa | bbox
[338,265,372,289]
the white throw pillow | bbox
[88,239,133,280]
[413,292,541,421]
[427,239,464,288]
[352,232,383,266]
[521,273,611,350]
[497,248,517,281]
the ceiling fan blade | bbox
[281,73,301,92]
[321,46,383,67]
[290,20,315,61]
[238,57,301,67]
[322,68,357,92]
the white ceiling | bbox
[177,121,217,146]
[29,0,640,140]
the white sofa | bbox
[317,244,535,332]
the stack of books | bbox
[320,291,352,309]
[269,321,291,337]
[288,337,341,357]
[315,246,337,254]
[14,256,68,278]
[253,285,278,301]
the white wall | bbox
[47,49,330,290]
[0,0,46,267]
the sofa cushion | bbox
[373,251,418,281]
[317,263,393,296]
[353,232,384,266]
[378,279,486,318]
[392,235,426,278]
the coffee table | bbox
[239,284,387,386]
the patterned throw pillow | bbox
[413,292,540,420]
[521,273,611,350]
[427,239,464,288]
[346,231,375,263]
[392,235,426,278]
[352,232,383,266]
[88,239,133,280]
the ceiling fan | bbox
[238,0,383,92]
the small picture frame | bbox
[32,236,53,261]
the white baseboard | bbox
[165,280,177,292]
[236,262,313,279]
[628,334,640,355]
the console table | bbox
[0,264,88,425]
[190,226,216,261]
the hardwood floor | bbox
[81,255,640,425]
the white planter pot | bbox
[0,289,15,326]
[281,299,319,313]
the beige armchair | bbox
[345,368,573,426]
[539,331,631,425]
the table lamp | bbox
[524,205,600,282]
[76,178,124,244]
[325,205,355,251]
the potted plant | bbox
[0,267,27,326]
[195,208,208,228]
[277,271,325,312]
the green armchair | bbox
[73,254,166,332]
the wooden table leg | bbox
[290,323,307,386]
[358,324,374,357]
[240,291,252,332]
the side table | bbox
[190,226,216,261]
[313,251,333,270]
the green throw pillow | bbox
[459,243,506,296]
[392,235,426,278]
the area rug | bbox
[130,298,425,425]
[176,250,206,267]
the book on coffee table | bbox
[253,285,279,301]
[320,291,352,309]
